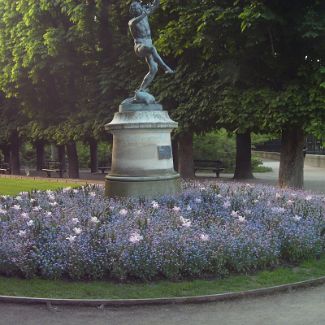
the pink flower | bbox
[199,234,209,242]
[27,220,34,227]
[18,230,26,237]
[180,216,191,228]
[90,217,99,224]
[293,215,302,222]
[151,201,159,209]
[231,210,239,218]
[129,232,143,243]
[66,235,76,243]
[223,201,231,208]
[287,200,294,206]
[238,216,246,223]
[119,209,128,216]
[172,206,181,213]
[73,227,82,235]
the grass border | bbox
[0,256,325,304]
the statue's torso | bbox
[129,16,152,44]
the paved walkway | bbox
[253,160,325,194]
[196,159,325,194]
[0,284,325,325]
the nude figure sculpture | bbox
[128,0,174,104]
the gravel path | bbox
[0,284,325,325]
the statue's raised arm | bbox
[147,0,160,14]
[127,0,175,105]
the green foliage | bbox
[155,0,325,134]
[193,129,270,173]
[77,142,111,168]
[193,130,236,171]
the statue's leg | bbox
[139,55,158,91]
[151,46,174,73]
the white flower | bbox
[129,232,143,243]
[73,227,82,235]
[46,212,52,217]
[199,234,209,242]
[119,209,128,216]
[30,199,36,203]
[66,235,76,243]
[293,215,302,221]
[48,194,56,201]
[71,218,79,225]
[231,210,239,218]
[172,206,181,213]
[1,195,9,199]
[217,194,223,198]
[238,216,246,223]
[134,210,142,216]
[19,192,28,196]
[63,187,72,193]
[244,209,252,215]
[89,192,96,197]
[223,200,231,208]
[46,190,54,195]
[276,193,282,199]
[18,230,26,237]
[0,208,7,214]
[180,216,191,228]
[12,205,21,211]
[151,201,159,209]
[15,196,22,201]
[306,195,313,201]
[253,199,259,204]
[287,200,294,206]
[186,205,192,211]
[49,202,58,207]
[32,206,41,212]
[27,220,34,227]
[90,217,100,224]
[73,189,79,194]
[195,198,202,204]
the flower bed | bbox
[0,182,324,281]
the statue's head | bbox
[129,1,143,17]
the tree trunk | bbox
[279,126,304,189]
[2,145,10,163]
[178,131,194,179]
[9,130,20,175]
[57,145,66,171]
[234,131,254,179]
[89,138,98,173]
[35,141,45,170]
[66,141,79,179]
[172,136,179,172]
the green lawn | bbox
[0,178,82,195]
[0,256,324,299]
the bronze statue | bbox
[128,0,174,103]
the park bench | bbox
[41,161,65,178]
[0,162,11,174]
[98,166,111,174]
[194,159,225,178]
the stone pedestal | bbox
[105,103,180,198]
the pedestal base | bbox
[105,174,180,198]
[105,103,179,199]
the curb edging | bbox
[0,276,325,307]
